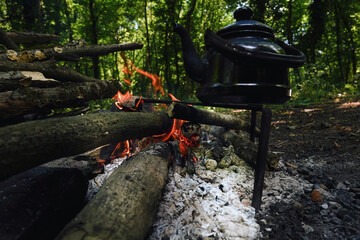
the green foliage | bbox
[1,0,359,105]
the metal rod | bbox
[135,98,263,110]
[251,108,272,211]
[250,110,257,142]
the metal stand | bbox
[251,108,272,211]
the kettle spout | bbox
[173,23,208,83]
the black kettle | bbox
[173,7,306,105]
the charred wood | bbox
[5,31,59,44]
[0,42,143,62]
[0,80,122,121]
[0,167,88,240]
[0,112,172,180]
[56,142,171,240]
[168,102,259,134]
[0,60,98,83]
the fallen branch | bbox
[5,31,59,44]
[168,102,259,134]
[0,60,98,82]
[0,42,144,62]
[56,142,171,240]
[0,80,122,121]
[0,112,172,180]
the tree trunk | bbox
[287,0,293,44]
[0,79,121,121]
[89,0,100,78]
[0,112,172,179]
[333,2,345,82]
[0,166,88,240]
[144,0,152,71]
[63,0,73,42]
[56,142,171,240]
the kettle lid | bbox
[217,7,275,40]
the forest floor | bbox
[257,99,360,239]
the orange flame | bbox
[129,61,164,96]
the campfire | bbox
[0,34,276,240]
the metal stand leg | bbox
[250,110,257,142]
[251,108,272,211]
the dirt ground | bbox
[269,100,360,183]
[256,99,360,239]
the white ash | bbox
[148,159,260,240]
[86,157,126,201]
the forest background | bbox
[1,0,359,106]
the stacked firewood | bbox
[0,30,143,124]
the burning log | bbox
[0,80,122,121]
[56,142,171,240]
[168,102,259,134]
[0,112,172,180]
[0,43,144,62]
[0,60,99,83]
[0,166,88,240]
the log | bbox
[56,142,171,240]
[0,80,122,121]
[0,29,19,50]
[0,71,61,91]
[0,42,144,62]
[168,102,259,134]
[0,60,98,82]
[5,31,59,44]
[0,166,88,240]
[223,130,279,170]
[0,112,172,180]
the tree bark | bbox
[56,142,171,240]
[168,102,259,134]
[0,60,99,82]
[0,80,122,121]
[0,166,88,240]
[89,0,100,78]
[0,112,172,180]
[5,31,59,44]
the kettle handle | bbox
[205,29,306,67]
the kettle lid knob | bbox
[234,7,253,21]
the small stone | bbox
[319,184,329,191]
[312,189,323,202]
[320,209,329,216]
[205,159,217,171]
[321,203,329,209]
[302,223,314,233]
